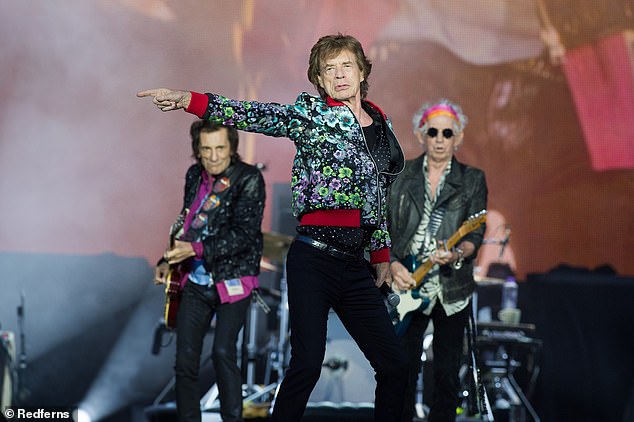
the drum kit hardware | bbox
[262,231,293,263]
[198,231,294,416]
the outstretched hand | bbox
[137,88,192,112]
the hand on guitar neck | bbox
[163,240,196,265]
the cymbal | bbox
[263,231,293,261]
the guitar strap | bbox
[427,205,446,238]
[412,203,446,263]
[181,163,247,242]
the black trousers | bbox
[175,281,250,422]
[271,240,408,422]
[399,301,470,422]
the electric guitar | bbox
[163,211,188,329]
[393,211,487,330]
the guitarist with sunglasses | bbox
[387,100,488,422]
[153,120,265,422]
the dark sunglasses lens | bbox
[426,127,438,137]
[442,128,454,138]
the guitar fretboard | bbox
[410,211,486,287]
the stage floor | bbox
[144,403,487,422]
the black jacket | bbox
[182,160,265,282]
[387,155,487,303]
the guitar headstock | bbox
[461,210,487,231]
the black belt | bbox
[295,235,363,262]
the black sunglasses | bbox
[426,127,454,139]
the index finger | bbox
[137,89,163,98]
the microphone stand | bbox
[482,225,511,258]
[16,291,30,404]
[498,226,511,258]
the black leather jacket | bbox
[181,161,265,282]
[387,155,487,303]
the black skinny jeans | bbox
[271,240,408,422]
[399,301,470,422]
[175,281,250,422]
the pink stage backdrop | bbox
[1,0,633,278]
[563,32,634,170]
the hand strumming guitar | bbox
[390,261,416,291]
[153,261,170,285]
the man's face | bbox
[198,129,233,176]
[417,115,463,163]
[317,49,364,104]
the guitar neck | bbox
[411,260,434,286]
[410,225,473,287]
[169,210,188,249]
[169,232,176,249]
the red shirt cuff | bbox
[192,242,204,258]
[186,91,208,118]
[299,209,361,227]
[370,248,390,264]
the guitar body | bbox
[162,211,188,330]
[393,256,431,335]
[399,255,418,273]
[392,211,487,334]
[164,265,184,329]
[396,256,432,311]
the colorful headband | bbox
[419,104,459,128]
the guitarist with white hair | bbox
[387,99,488,422]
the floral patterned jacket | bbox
[187,91,405,255]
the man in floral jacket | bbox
[139,33,407,422]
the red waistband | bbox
[299,209,361,227]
